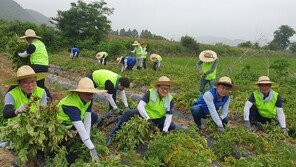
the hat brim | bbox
[96,54,104,59]
[20,35,41,39]
[3,73,49,86]
[117,57,123,64]
[215,81,238,90]
[151,81,178,87]
[69,89,107,94]
[199,56,217,62]
[252,82,278,88]
[132,43,139,46]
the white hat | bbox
[20,29,41,39]
[199,50,217,62]
[254,76,278,87]
[3,65,48,85]
[132,41,140,46]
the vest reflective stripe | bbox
[253,90,278,118]
[145,88,173,119]
[135,46,142,57]
[57,92,91,124]
[9,86,45,113]
[201,62,216,80]
[194,88,229,113]
[30,39,49,65]
[92,70,119,89]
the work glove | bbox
[113,108,121,115]
[15,104,29,115]
[281,128,288,135]
[243,121,251,129]
[89,148,100,162]
[250,125,258,132]
[125,106,130,111]
[217,126,225,133]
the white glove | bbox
[89,148,100,162]
[15,104,29,115]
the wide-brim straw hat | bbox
[3,65,48,86]
[151,76,177,87]
[215,76,238,90]
[96,52,104,59]
[132,41,140,46]
[150,54,159,62]
[20,29,41,39]
[253,76,278,88]
[69,77,106,94]
[199,50,217,62]
[116,56,123,64]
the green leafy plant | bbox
[0,102,75,166]
[114,115,153,151]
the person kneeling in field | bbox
[57,77,106,161]
[106,76,177,146]
[191,76,237,133]
[96,51,108,65]
[117,56,136,73]
[243,76,287,134]
[150,54,162,70]
[3,65,48,119]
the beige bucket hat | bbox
[150,54,159,62]
[3,65,48,85]
[132,41,140,46]
[151,76,177,87]
[254,76,278,87]
[20,29,41,39]
[216,76,237,90]
[199,50,217,62]
[96,52,107,59]
[69,77,106,94]
[116,56,123,64]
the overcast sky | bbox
[13,0,296,42]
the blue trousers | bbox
[191,104,228,128]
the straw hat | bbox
[116,56,123,64]
[151,76,177,87]
[20,29,41,39]
[3,65,48,85]
[216,76,237,90]
[132,41,140,46]
[150,54,159,62]
[254,76,278,87]
[70,77,106,93]
[199,50,217,62]
[96,52,104,59]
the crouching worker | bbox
[57,77,106,162]
[3,65,48,119]
[243,76,287,133]
[96,51,108,65]
[87,69,130,114]
[106,76,177,146]
[117,56,136,73]
[191,76,237,133]
[3,65,48,166]
[150,54,162,70]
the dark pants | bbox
[100,56,108,65]
[108,109,176,137]
[249,105,272,126]
[191,104,228,128]
[31,64,52,100]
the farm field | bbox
[1,52,296,166]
